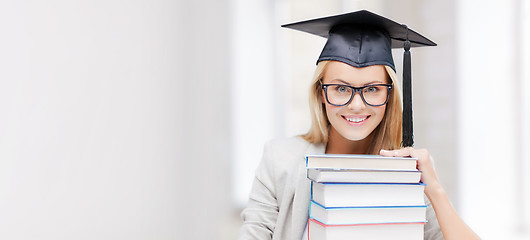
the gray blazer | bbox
[239,136,444,240]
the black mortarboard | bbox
[282,10,436,147]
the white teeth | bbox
[345,117,367,122]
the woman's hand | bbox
[380,147,481,239]
[379,147,442,198]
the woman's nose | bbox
[347,93,366,111]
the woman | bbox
[239,10,480,240]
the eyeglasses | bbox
[320,81,393,107]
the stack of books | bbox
[305,154,427,240]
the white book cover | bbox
[311,182,426,207]
[308,218,425,240]
[307,168,421,183]
[309,200,427,225]
[306,154,418,171]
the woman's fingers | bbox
[380,147,413,157]
[381,148,442,197]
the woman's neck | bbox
[325,127,373,154]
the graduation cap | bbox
[281,10,436,147]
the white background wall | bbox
[0,0,232,239]
[457,0,530,239]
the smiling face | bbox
[322,61,389,142]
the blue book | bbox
[311,181,426,208]
[309,200,427,225]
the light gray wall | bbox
[0,1,233,239]
[176,0,233,239]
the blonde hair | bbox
[301,61,403,154]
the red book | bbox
[308,218,425,240]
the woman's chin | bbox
[342,134,370,142]
[335,128,372,142]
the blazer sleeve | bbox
[238,142,279,240]
[424,195,444,240]
[424,156,444,240]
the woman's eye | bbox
[336,86,349,93]
[365,86,378,93]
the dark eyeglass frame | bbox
[320,81,393,107]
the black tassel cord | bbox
[402,26,414,147]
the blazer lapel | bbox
[291,141,325,239]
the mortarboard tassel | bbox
[402,25,414,147]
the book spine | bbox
[309,218,426,227]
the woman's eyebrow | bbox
[328,79,351,85]
[327,79,386,86]
[363,80,386,85]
